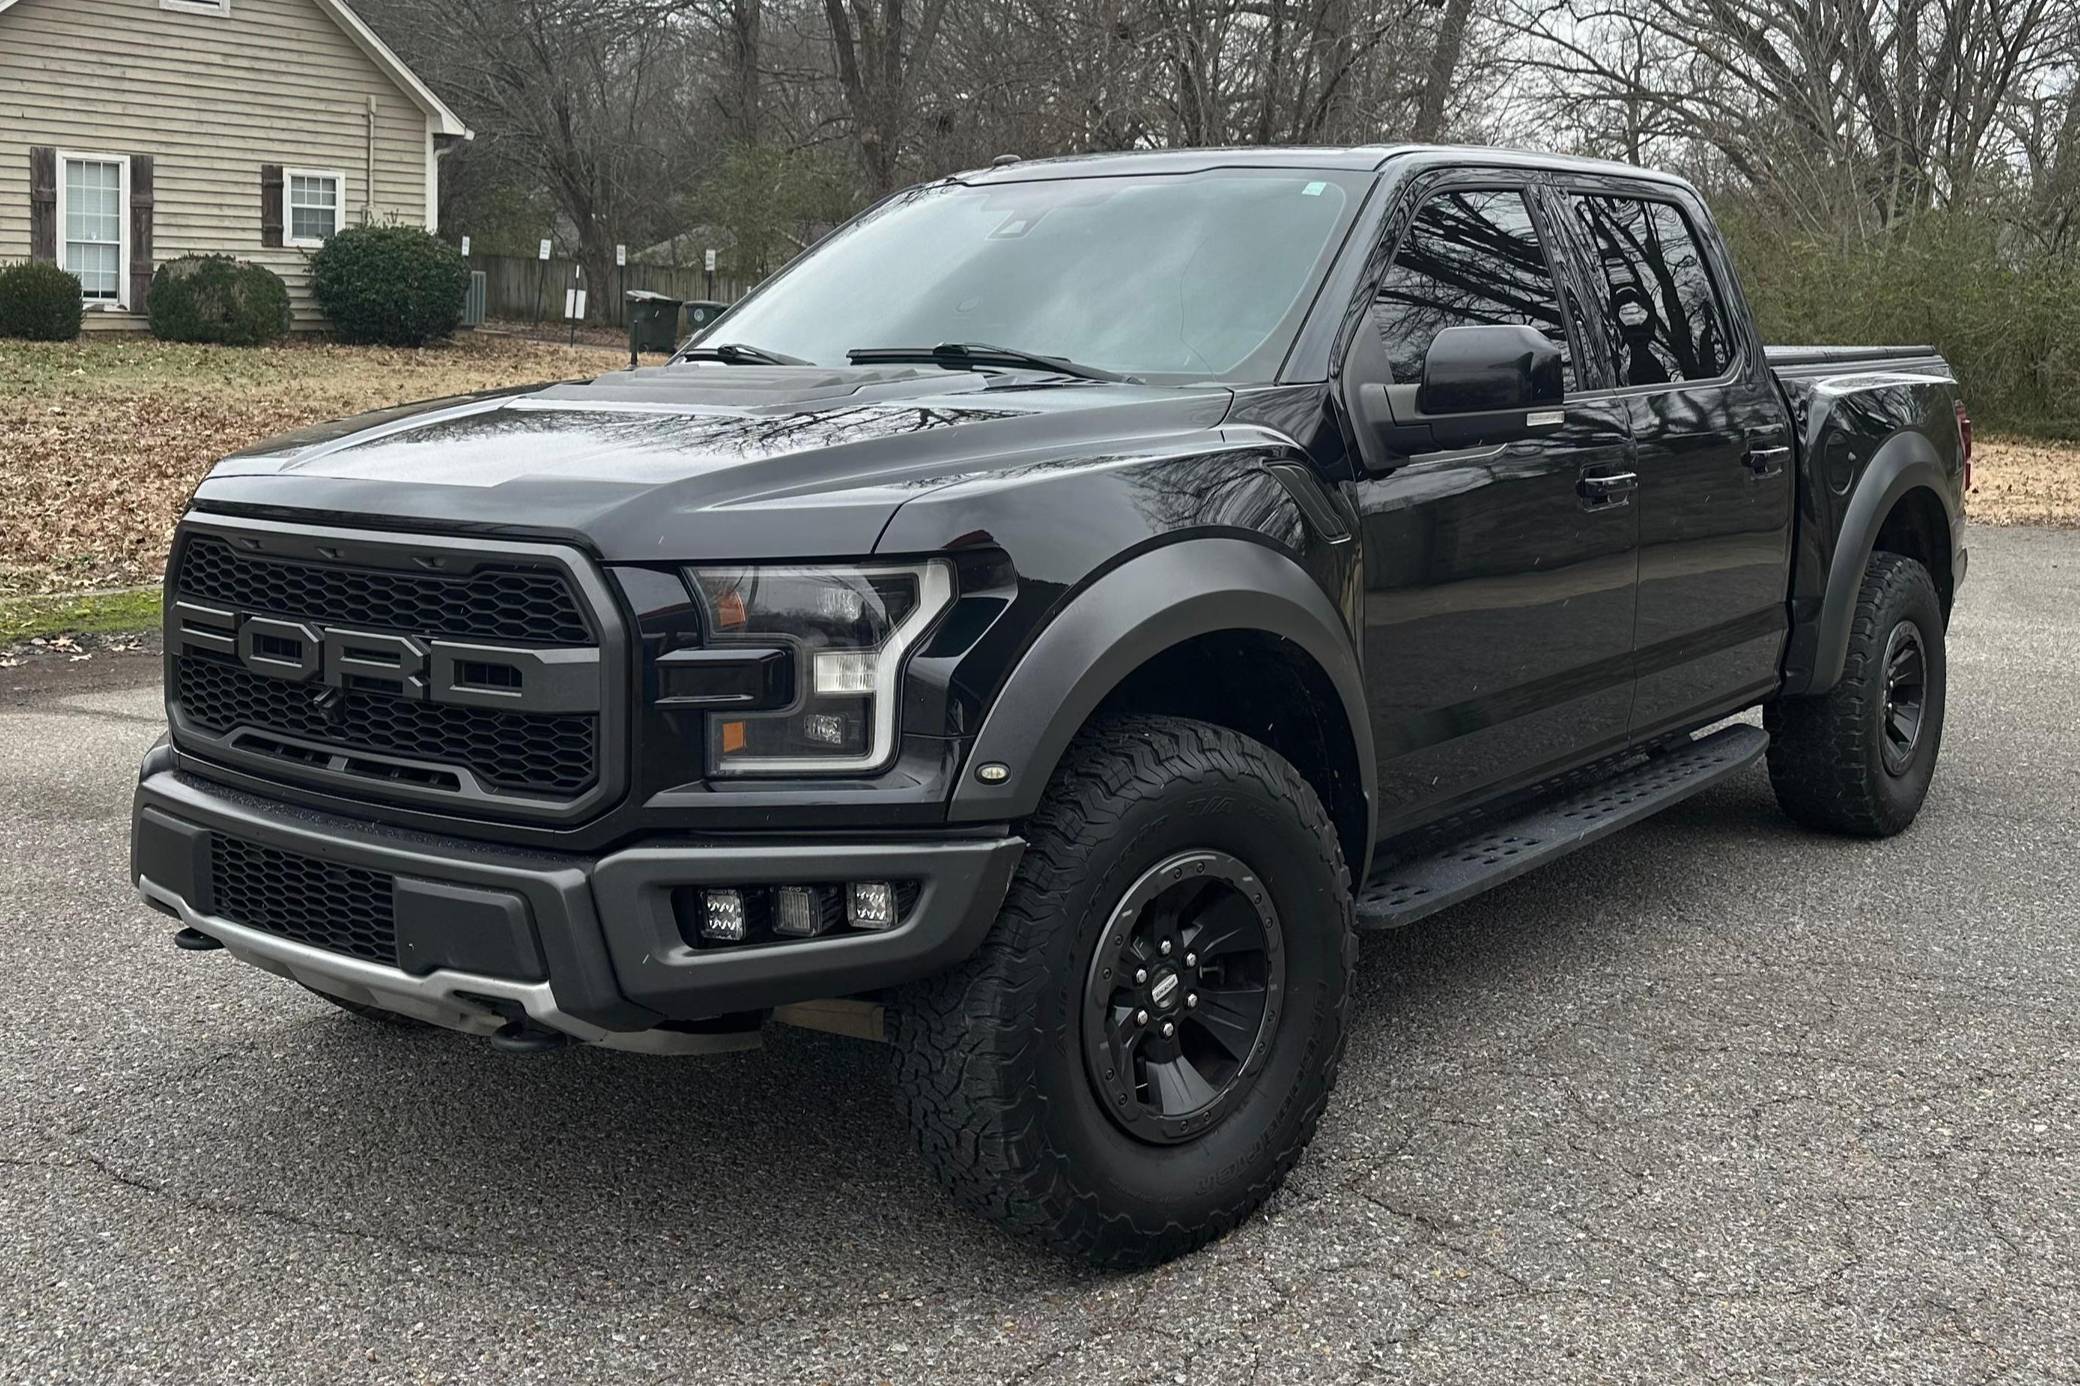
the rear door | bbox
[1344,174,1639,839]
[1546,181,1795,738]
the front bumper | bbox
[133,756,1023,1053]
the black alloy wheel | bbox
[1082,849,1284,1144]
[1879,619,1928,775]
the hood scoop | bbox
[534,362,991,412]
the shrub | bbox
[147,254,291,346]
[1719,202,2080,438]
[309,224,469,346]
[0,260,85,341]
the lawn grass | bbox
[0,331,630,597]
[0,587,162,646]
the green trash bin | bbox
[624,289,683,358]
[681,300,730,334]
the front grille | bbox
[166,523,616,819]
[210,834,397,964]
[176,535,593,646]
[176,652,597,794]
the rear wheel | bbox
[889,715,1355,1267]
[1767,551,1946,836]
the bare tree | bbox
[1501,0,2079,233]
[822,0,956,193]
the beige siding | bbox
[0,0,436,329]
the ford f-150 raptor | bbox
[133,145,1969,1266]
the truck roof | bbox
[954,144,1696,190]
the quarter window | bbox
[286,170,343,247]
[1375,188,1574,390]
[60,153,128,306]
[1570,195,1732,384]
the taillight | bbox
[1954,400,1973,496]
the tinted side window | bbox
[1571,195,1731,384]
[1376,188,1573,389]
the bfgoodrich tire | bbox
[889,715,1355,1267]
[1766,551,1947,836]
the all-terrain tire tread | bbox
[889,714,1354,1268]
[1766,551,1942,837]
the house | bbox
[0,0,469,330]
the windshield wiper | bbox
[678,341,808,366]
[847,342,1138,384]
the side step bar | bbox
[1353,724,1769,930]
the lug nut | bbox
[1135,968,1148,984]
[1186,993,1198,1008]
[1160,940,1173,956]
[1135,1009,1149,1026]
[1161,1021,1175,1037]
[1184,952,1197,967]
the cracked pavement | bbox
[4,525,2077,1384]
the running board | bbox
[1353,724,1769,930]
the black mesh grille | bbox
[210,834,396,964]
[175,535,593,646]
[177,653,597,795]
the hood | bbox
[193,362,1235,560]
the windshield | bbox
[697,168,1368,383]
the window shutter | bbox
[29,147,57,262]
[261,164,284,248]
[130,154,155,310]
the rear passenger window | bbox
[1376,188,1574,390]
[1571,195,1732,384]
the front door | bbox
[1345,179,1640,841]
[1554,185,1795,738]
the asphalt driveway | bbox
[3,525,2075,1384]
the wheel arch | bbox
[1788,429,1958,697]
[947,537,1377,881]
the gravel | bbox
[3,525,2075,1385]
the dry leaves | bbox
[0,332,630,597]
[1969,435,2080,529]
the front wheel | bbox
[1766,551,1947,836]
[889,716,1355,1267]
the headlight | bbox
[687,560,954,775]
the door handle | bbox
[1744,444,1790,479]
[1577,471,1637,510]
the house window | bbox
[57,152,129,308]
[286,169,344,247]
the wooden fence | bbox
[466,252,750,328]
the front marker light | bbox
[690,561,955,776]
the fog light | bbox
[701,889,747,942]
[774,885,834,938]
[848,881,896,930]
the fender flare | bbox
[1791,430,1954,696]
[946,537,1376,850]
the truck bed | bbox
[1765,344,1942,372]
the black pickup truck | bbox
[133,145,1969,1266]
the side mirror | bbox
[1417,324,1564,415]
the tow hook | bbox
[173,927,222,952]
[489,1020,571,1055]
